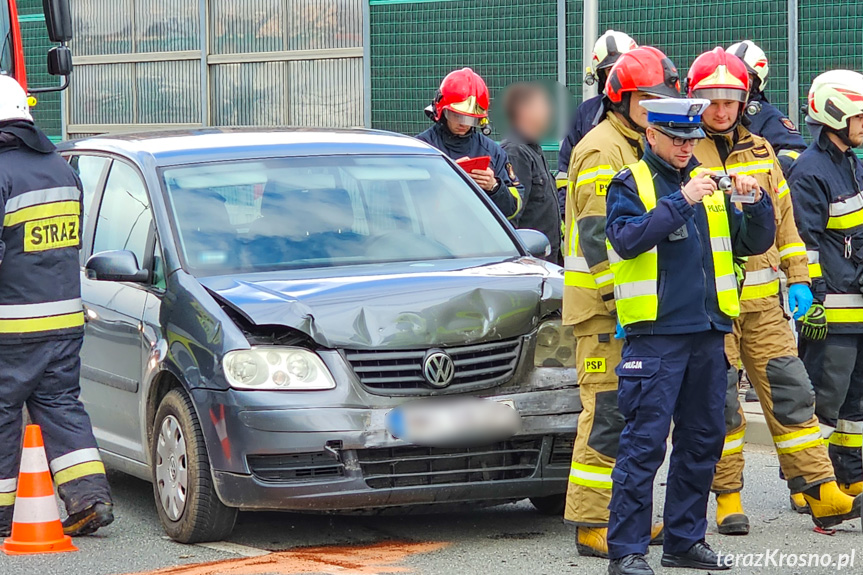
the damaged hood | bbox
[199,258,563,349]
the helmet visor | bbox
[444,109,482,127]
[693,88,747,102]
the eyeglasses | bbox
[656,130,702,147]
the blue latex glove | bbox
[788,284,814,320]
[615,322,626,339]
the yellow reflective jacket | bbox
[563,112,642,330]
[693,127,809,314]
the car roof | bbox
[57,127,441,167]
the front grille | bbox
[355,437,542,489]
[549,434,575,466]
[247,452,344,483]
[344,338,522,393]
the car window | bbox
[68,154,110,233]
[161,155,520,276]
[152,236,167,290]
[93,161,153,268]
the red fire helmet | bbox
[433,68,491,121]
[605,46,681,104]
[687,47,750,102]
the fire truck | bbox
[1,0,72,96]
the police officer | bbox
[691,47,860,535]
[417,68,523,219]
[727,40,807,174]
[605,97,775,575]
[791,70,863,505]
[0,76,113,537]
[557,30,638,216]
[501,82,561,262]
[563,46,677,559]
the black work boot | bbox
[62,502,114,536]
[661,540,730,570]
[608,554,654,575]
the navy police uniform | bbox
[416,122,523,219]
[0,121,112,531]
[604,100,775,562]
[790,127,863,485]
[557,95,605,216]
[746,92,807,174]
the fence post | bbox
[363,0,372,128]
[582,0,598,100]
[788,0,799,126]
[199,0,209,126]
[557,0,566,87]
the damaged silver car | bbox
[59,128,580,543]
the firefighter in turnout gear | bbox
[726,40,807,174]
[417,68,523,219]
[557,30,638,216]
[563,46,678,558]
[606,97,775,575]
[689,48,860,536]
[0,76,114,537]
[791,70,863,507]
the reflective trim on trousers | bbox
[721,430,745,457]
[50,448,106,486]
[0,478,16,507]
[774,427,823,455]
[570,462,613,490]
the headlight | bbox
[534,319,576,368]
[223,347,336,390]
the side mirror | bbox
[42,0,73,43]
[46,46,73,77]
[517,229,551,259]
[86,250,149,283]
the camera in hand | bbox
[708,174,733,192]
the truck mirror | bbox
[42,0,73,43]
[46,46,72,76]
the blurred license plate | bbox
[386,397,521,447]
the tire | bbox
[529,493,566,516]
[151,388,237,543]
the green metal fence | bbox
[17,0,61,141]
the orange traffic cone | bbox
[2,425,76,555]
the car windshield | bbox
[161,154,520,276]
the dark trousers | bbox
[800,334,863,485]
[607,331,727,559]
[0,337,112,527]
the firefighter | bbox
[501,82,561,263]
[557,30,638,216]
[727,40,807,174]
[417,68,523,219]
[563,46,678,559]
[689,47,861,536]
[0,76,113,537]
[606,97,775,575]
[791,70,863,506]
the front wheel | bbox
[151,388,237,543]
[529,493,566,516]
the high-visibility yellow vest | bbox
[608,160,740,326]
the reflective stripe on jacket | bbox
[609,160,739,327]
[562,112,642,328]
[694,127,809,313]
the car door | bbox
[79,158,154,461]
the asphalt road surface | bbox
[0,445,860,575]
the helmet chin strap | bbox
[831,125,856,148]
[614,93,646,134]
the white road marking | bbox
[195,541,271,557]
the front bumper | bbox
[194,371,580,512]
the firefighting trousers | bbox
[800,333,863,486]
[713,306,834,494]
[565,324,624,526]
[607,331,726,560]
[0,337,112,528]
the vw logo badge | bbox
[423,350,455,388]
